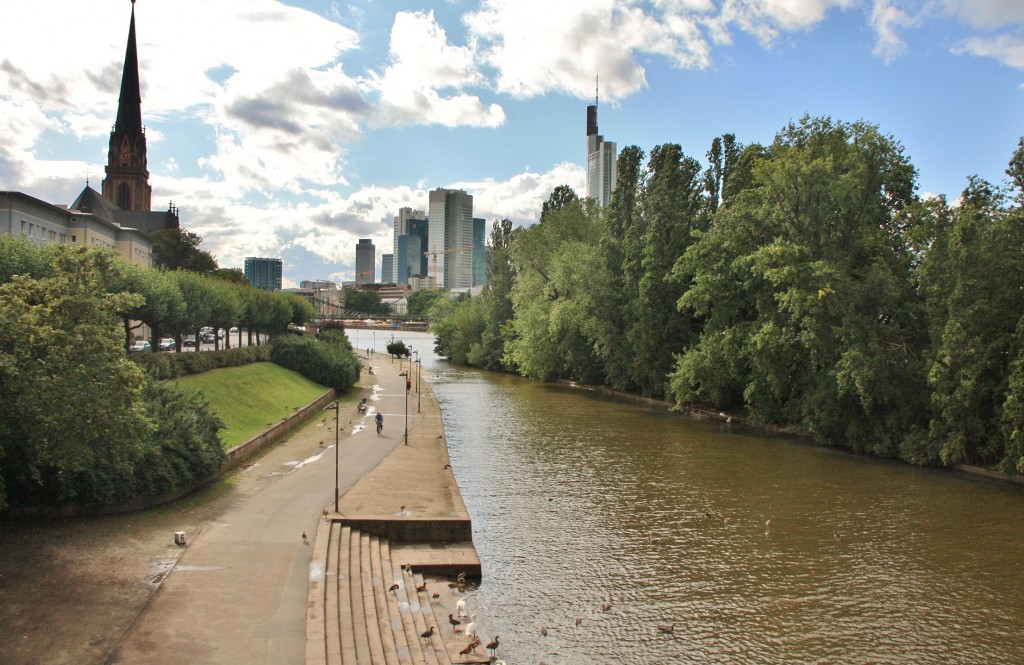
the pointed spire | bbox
[115,0,142,135]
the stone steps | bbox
[319,520,469,665]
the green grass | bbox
[175,362,330,449]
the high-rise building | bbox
[472,217,486,287]
[392,207,425,283]
[355,238,375,284]
[245,257,282,291]
[586,99,617,207]
[381,254,394,284]
[427,188,474,290]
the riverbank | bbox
[560,378,1024,486]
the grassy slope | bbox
[175,362,329,449]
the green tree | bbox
[0,246,149,509]
[150,228,217,273]
[344,289,390,316]
[407,289,447,317]
[670,117,925,456]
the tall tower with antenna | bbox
[586,76,617,207]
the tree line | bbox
[432,116,1024,475]
[0,237,332,511]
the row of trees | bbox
[119,262,315,351]
[0,240,227,510]
[432,116,1024,474]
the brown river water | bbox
[352,330,1024,664]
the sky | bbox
[2,0,1022,286]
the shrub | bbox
[270,334,360,392]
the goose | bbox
[448,614,461,630]
[301,532,307,545]
[540,626,548,636]
[420,626,434,639]
[388,583,399,592]
[602,601,612,612]
[658,623,675,634]
[459,639,480,656]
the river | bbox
[350,329,1024,664]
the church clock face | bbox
[119,148,131,163]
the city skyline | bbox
[2,0,1021,286]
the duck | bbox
[420,626,434,639]
[388,583,399,592]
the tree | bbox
[670,117,925,456]
[0,245,149,509]
[407,289,447,317]
[151,228,217,273]
[344,289,390,316]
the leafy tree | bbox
[386,340,410,357]
[468,219,517,372]
[407,289,447,317]
[344,288,390,316]
[210,268,249,285]
[0,246,149,509]
[116,264,184,348]
[150,227,217,273]
[670,116,925,456]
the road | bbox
[108,353,409,665]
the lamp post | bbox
[322,400,340,512]
[399,371,409,445]
[415,358,422,413]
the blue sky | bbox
[2,0,1022,286]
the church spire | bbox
[102,0,151,212]
[115,0,142,135]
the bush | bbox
[132,346,271,380]
[270,334,360,392]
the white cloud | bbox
[955,33,1024,68]
[944,0,1024,31]
[362,11,505,128]
[870,0,919,62]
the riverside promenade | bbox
[306,351,486,665]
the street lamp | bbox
[399,371,409,445]
[415,358,422,413]
[322,400,340,512]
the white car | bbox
[157,337,176,351]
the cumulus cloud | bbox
[362,10,505,128]
[943,0,1024,31]
[955,33,1024,68]
[870,0,919,62]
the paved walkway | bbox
[108,350,481,665]
[307,352,485,665]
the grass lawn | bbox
[175,362,331,449]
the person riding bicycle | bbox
[375,411,383,436]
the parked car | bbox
[183,335,197,347]
[157,337,176,351]
[129,340,151,353]
[200,331,216,343]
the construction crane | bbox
[424,247,470,290]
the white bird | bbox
[456,597,468,618]
[464,614,478,638]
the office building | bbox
[427,188,474,289]
[355,238,375,284]
[586,100,617,207]
[392,207,425,283]
[381,254,394,285]
[245,257,282,291]
[473,217,486,287]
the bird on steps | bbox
[416,582,427,592]
[420,626,434,639]
[464,615,478,638]
[456,597,467,617]
[540,626,548,636]
[486,635,500,657]
[602,601,612,612]
[448,614,461,630]
[301,532,307,545]
[388,583,399,592]
[459,639,480,656]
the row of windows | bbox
[20,220,71,243]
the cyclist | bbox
[375,412,384,436]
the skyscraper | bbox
[245,257,282,291]
[394,207,427,284]
[473,217,486,287]
[381,254,394,284]
[586,95,617,207]
[355,238,375,284]
[427,188,474,290]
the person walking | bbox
[375,411,384,436]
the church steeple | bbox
[102,0,151,212]
[115,0,142,135]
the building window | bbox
[70,235,77,242]
[117,182,131,209]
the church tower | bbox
[102,0,152,212]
